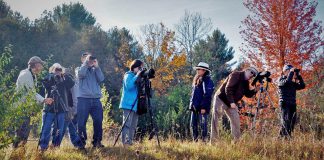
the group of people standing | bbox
[15,52,104,151]
[189,62,305,143]
[14,54,305,151]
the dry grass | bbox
[1,131,323,160]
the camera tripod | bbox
[251,77,276,134]
[113,78,160,147]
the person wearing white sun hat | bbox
[189,62,214,142]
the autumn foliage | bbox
[141,23,188,95]
[240,0,323,83]
[239,0,323,132]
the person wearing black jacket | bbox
[189,62,214,142]
[51,70,83,149]
[278,64,305,138]
[39,63,75,151]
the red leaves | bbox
[240,0,323,82]
[239,0,323,130]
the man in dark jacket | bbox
[210,67,258,143]
[278,64,305,138]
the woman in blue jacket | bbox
[119,59,143,146]
[189,62,214,142]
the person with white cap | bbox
[278,64,305,138]
[38,63,75,151]
[14,56,54,148]
[210,66,259,143]
[189,62,214,142]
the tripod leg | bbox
[265,91,275,108]
[147,98,161,148]
[252,89,262,133]
[113,109,134,146]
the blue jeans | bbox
[190,111,208,141]
[52,115,83,147]
[77,98,103,146]
[39,112,65,149]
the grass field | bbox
[2,131,323,160]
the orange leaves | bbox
[142,23,188,95]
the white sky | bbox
[4,0,324,62]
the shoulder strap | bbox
[202,81,206,95]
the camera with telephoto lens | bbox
[251,71,272,86]
[53,74,63,83]
[44,73,63,84]
[140,68,155,79]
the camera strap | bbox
[130,97,138,111]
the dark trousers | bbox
[190,111,208,141]
[13,117,31,148]
[77,97,103,146]
[280,103,297,137]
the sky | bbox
[4,0,324,62]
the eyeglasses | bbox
[251,71,256,77]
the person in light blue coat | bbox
[119,59,143,146]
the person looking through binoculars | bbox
[39,63,75,151]
[77,53,105,148]
[278,64,305,138]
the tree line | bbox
[0,0,235,147]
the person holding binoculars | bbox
[278,64,305,138]
[77,53,105,148]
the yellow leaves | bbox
[170,53,187,68]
